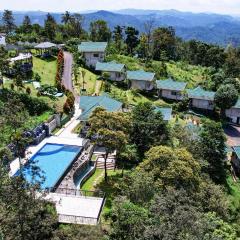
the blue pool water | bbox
[20,143,82,189]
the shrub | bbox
[26,87,31,95]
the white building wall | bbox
[161,89,184,100]
[225,108,240,124]
[130,80,154,91]
[0,35,6,46]
[191,98,214,110]
[83,52,105,67]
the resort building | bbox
[155,107,173,121]
[187,86,215,111]
[0,33,6,46]
[78,42,108,68]
[156,78,187,100]
[95,61,126,81]
[225,99,240,125]
[9,53,33,73]
[127,70,155,91]
[231,146,240,175]
[79,94,123,121]
[35,42,57,57]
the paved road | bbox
[62,52,73,91]
[224,124,240,146]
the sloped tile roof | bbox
[96,61,125,72]
[79,94,122,120]
[156,78,187,91]
[127,70,155,81]
[78,42,107,52]
[187,86,215,101]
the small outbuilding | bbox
[225,99,240,125]
[35,42,57,57]
[95,61,126,81]
[187,86,215,111]
[78,42,107,68]
[156,78,187,100]
[127,70,155,91]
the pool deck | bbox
[10,136,85,176]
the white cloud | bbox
[0,0,240,15]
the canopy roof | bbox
[10,53,32,62]
[35,42,57,49]
[187,86,215,101]
[156,78,187,91]
[79,94,122,121]
[96,61,125,72]
[127,70,155,81]
[78,42,107,53]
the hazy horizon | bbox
[0,0,240,16]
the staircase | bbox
[96,156,115,170]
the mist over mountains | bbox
[1,9,240,46]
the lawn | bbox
[74,67,103,95]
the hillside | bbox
[1,9,240,45]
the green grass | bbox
[226,174,240,212]
[74,67,102,95]
[81,169,104,191]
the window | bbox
[93,53,99,58]
[171,91,177,96]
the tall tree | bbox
[214,84,238,116]
[131,102,169,156]
[22,15,32,34]
[152,27,176,61]
[113,25,124,52]
[87,108,130,181]
[90,20,111,42]
[144,18,155,58]
[125,26,139,55]
[2,10,15,34]
[44,13,57,41]
[61,11,71,24]
[199,120,226,183]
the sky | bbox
[0,0,240,15]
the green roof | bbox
[79,94,122,121]
[127,70,155,81]
[96,61,125,72]
[156,79,187,91]
[78,42,107,52]
[187,86,215,101]
[155,107,172,121]
[232,146,240,159]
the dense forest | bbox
[1,9,240,240]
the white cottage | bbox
[127,70,155,91]
[187,86,215,111]
[225,99,240,124]
[0,33,6,46]
[156,78,187,101]
[95,61,126,81]
[78,42,107,68]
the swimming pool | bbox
[20,143,82,189]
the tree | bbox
[152,27,176,61]
[125,27,139,55]
[214,84,238,116]
[199,120,226,183]
[22,15,32,34]
[88,108,130,181]
[109,197,148,240]
[44,13,57,41]
[90,20,111,42]
[2,10,15,34]
[131,102,169,156]
[138,34,148,59]
[144,18,155,58]
[68,14,85,38]
[0,47,9,88]
[113,25,123,52]
[61,11,71,24]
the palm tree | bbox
[61,11,71,24]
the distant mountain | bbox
[1,9,240,46]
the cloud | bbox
[0,0,239,15]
